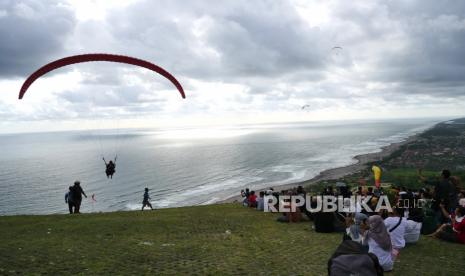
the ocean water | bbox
[0,119,440,215]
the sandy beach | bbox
[220,132,422,203]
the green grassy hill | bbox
[1,204,464,275]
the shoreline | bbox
[219,131,425,203]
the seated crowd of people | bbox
[240,169,465,273]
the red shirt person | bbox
[248,191,257,208]
[452,207,465,244]
[432,206,465,244]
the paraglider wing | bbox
[372,165,381,188]
[18,54,185,99]
[331,46,343,56]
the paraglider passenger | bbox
[72,181,87,213]
[142,188,153,210]
[65,186,75,214]
[103,156,117,179]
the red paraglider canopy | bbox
[18,53,185,99]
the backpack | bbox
[313,211,335,233]
[328,240,384,276]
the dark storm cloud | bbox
[0,0,76,77]
[1,0,465,121]
[101,0,465,103]
[203,6,326,77]
[329,1,465,96]
[103,0,329,80]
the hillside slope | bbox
[1,204,464,275]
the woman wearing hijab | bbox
[405,207,424,244]
[347,212,368,242]
[361,215,393,272]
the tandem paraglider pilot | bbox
[103,156,117,179]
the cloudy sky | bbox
[1,0,465,133]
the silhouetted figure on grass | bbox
[72,181,87,213]
[142,188,153,211]
[65,186,75,214]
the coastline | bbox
[219,130,425,203]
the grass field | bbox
[1,204,464,275]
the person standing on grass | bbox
[142,188,153,210]
[242,188,250,206]
[72,180,87,213]
[419,169,455,221]
[65,186,75,214]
